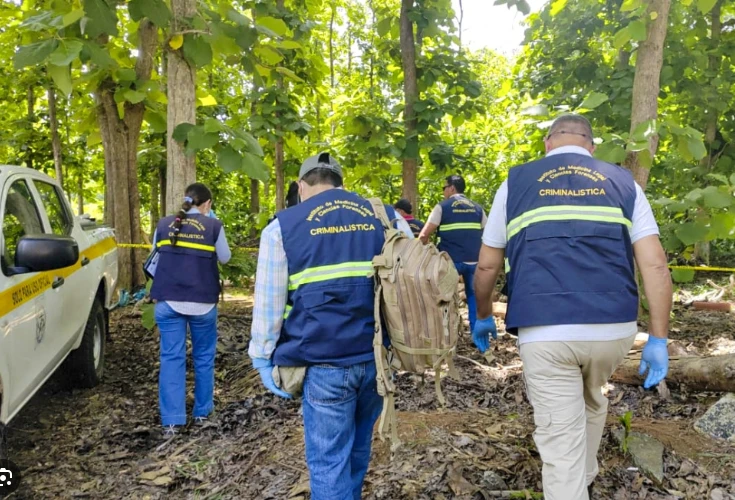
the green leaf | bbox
[702,187,733,209]
[172,123,195,143]
[186,127,220,152]
[14,39,58,69]
[242,133,263,156]
[82,41,116,69]
[49,40,84,66]
[706,173,729,186]
[275,66,303,82]
[122,89,146,104]
[671,268,695,283]
[675,222,709,246]
[594,141,627,164]
[620,0,641,11]
[276,40,302,50]
[686,136,707,160]
[183,35,213,68]
[141,302,156,330]
[241,152,270,181]
[637,149,652,170]
[48,64,73,97]
[255,46,284,65]
[256,16,289,37]
[129,0,171,27]
[578,91,608,110]
[218,145,242,173]
[21,12,63,31]
[377,18,392,37]
[730,173,735,186]
[62,9,85,27]
[204,118,226,133]
[83,0,119,38]
[613,26,632,49]
[710,213,735,239]
[698,0,717,13]
[144,110,167,133]
[550,0,568,16]
[628,20,647,42]
[198,94,218,106]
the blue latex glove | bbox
[472,316,497,353]
[251,357,293,399]
[639,336,669,389]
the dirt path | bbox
[4,297,735,499]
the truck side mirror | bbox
[9,235,79,275]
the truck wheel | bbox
[65,298,106,388]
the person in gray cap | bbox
[249,152,405,500]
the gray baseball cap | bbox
[298,152,343,180]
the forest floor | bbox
[4,275,735,499]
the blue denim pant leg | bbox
[188,306,218,418]
[302,361,382,500]
[455,262,478,332]
[156,302,188,426]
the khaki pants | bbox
[519,334,636,500]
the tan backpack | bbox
[368,199,461,445]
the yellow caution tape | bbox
[669,265,735,273]
[117,243,153,249]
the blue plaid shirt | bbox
[248,210,413,362]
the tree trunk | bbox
[77,166,83,215]
[47,86,63,188]
[621,0,671,191]
[167,0,197,213]
[96,19,157,291]
[250,178,260,239]
[26,85,34,170]
[611,354,735,393]
[400,0,419,209]
[150,167,160,238]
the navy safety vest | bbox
[150,213,222,304]
[274,189,385,367]
[437,195,483,262]
[505,153,638,332]
[405,216,425,237]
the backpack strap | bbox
[368,198,392,231]
[372,282,401,447]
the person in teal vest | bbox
[419,174,487,332]
[472,114,672,500]
[150,183,232,437]
[249,152,411,500]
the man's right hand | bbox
[252,358,293,399]
[638,336,669,389]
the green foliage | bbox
[618,410,633,454]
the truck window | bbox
[2,180,44,272]
[34,180,73,236]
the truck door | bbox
[31,179,86,358]
[0,178,52,420]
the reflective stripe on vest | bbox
[506,205,632,240]
[156,239,216,252]
[440,222,483,231]
[284,304,292,319]
[288,261,373,291]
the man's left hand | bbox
[472,316,497,353]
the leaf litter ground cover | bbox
[4,282,735,499]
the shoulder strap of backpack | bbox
[368,198,393,232]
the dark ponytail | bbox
[171,183,213,246]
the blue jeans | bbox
[155,302,218,426]
[455,262,477,332]
[302,361,383,500]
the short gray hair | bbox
[546,114,594,143]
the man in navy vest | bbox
[394,198,424,237]
[473,115,672,500]
[419,175,487,332]
[249,153,410,500]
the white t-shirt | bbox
[482,145,660,344]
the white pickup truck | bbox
[0,166,118,449]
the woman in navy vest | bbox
[150,183,231,437]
